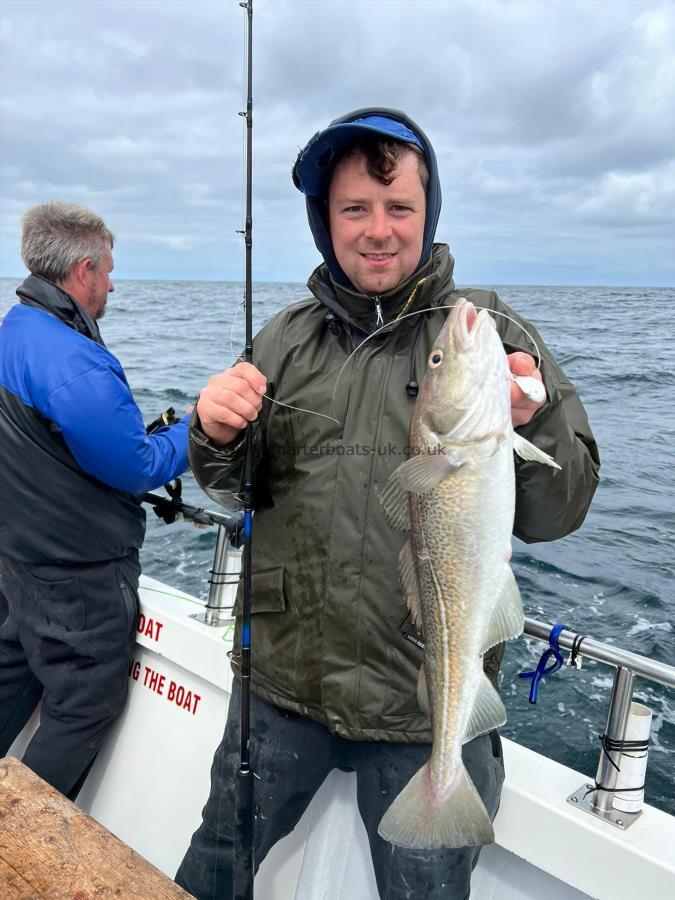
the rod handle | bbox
[233,767,255,899]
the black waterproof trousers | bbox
[0,552,140,800]
[175,679,505,900]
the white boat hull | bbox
[9,574,674,899]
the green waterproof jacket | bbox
[190,245,600,743]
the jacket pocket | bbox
[27,572,86,633]
[233,567,299,693]
[233,566,287,616]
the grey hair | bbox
[21,201,115,283]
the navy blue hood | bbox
[292,107,442,290]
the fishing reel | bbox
[145,406,180,435]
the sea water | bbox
[1,277,673,816]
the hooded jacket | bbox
[189,110,600,742]
[0,275,189,565]
[293,106,442,288]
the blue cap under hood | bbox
[292,107,442,290]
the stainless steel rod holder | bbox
[191,524,239,627]
[523,618,669,830]
[592,666,635,813]
[206,526,231,623]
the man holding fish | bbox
[177,109,600,898]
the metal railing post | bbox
[523,618,675,830]
[592,666,635,813]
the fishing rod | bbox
[233,1,255,898]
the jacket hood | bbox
[293,107,442,290]
[16,274,104,345]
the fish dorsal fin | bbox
[399,539,422,627]
[513,433,561,470]
[480,566,524,654]
[380,466,410,532]
[396,450,465,494]
[463,673,507,744]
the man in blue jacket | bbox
[0,201,190,799]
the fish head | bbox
[417,298,511,443]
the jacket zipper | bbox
[374,296,384,327]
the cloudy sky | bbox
[1,0,673,286]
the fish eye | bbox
[428,350,443,368]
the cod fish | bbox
[378,297,560,850]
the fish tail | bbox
[378,762,494,850]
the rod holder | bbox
[523,618,672,832]
[613,702,651,813]
[191,524,240,627]
[567,665,642,830]
[593,666,635,812]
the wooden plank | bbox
[0,757,193,899]
[0,856,42,899]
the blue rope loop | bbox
[519,623,566,704]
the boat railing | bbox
[144,492,673,832]
[523,617,675,830]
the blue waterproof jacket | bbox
[0,275,189,564]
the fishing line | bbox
[582,733,650,798]
[257,303,543,428]
[329,305,543,423]
[264,396,341,424]
[229,306,245,365]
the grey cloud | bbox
[1,0,673,285]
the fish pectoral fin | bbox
[481,567,524,653]
[399,539,423,627]
[380,466,410,532]
[513,433,561,471]
[378,762,494,850]
[397,450,464,494]
[417,663,429,715]
[463,673,507,744]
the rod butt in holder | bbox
[191,524,242,626]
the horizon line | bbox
[0,273,672,291]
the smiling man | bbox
[329,141,427,298]
[177,109,600,899]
